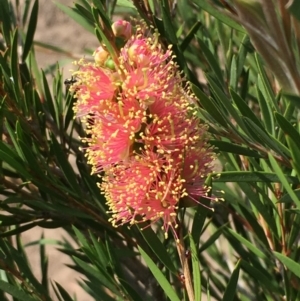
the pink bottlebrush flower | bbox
[181,141,215,205]
[103,142,215,239]
[73,20,216,239]
[119,29,177,106]
[82,96,145,171]
[102,151,183,238]
[144,95,199,154]
[72,60,116,117]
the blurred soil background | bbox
[21,0,98,300]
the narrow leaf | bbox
[54,2,94,33]
[0,280,36,301]
[209,140,262,158]
[194,1,246,33]
[138,246,181,301]
[53,282,74,301]
[268,153,300,208]
[189,235,201,301]
[138,226,176,273]
[22,0,38,62]
[192,84,229,128]
[225,228,269,260]
[273,252,300,278]
[275,113,300,149]
[213,171,299,184]
[222,260,241,301]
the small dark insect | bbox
[64,76,77,93]
[64,76,77,85]
[185,249,191,260]
[178,272,185,285]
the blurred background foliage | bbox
[0,0,300,300]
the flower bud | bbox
[112,20,132,40]
[105,58,115,70]
[128,40,150,67]
[94,46,109,66]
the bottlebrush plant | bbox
[0,0,300,301]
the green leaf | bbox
[286,136,300,180]
[213,171,299,184]
[95,24,117,58]
[74,3,94,26]
[238,205,269,247]
[64,93,76,131]
[191,198,211,248]
[51,282,64,301]
[225,228,268,260]
[275,113,300,149]
[256,86,275,135]
[0,280,37,301]
[192,84,229,128]
[0,214,32,226]
[240,260,280,292]
[138,226,176,274]
[53,282,74,301]
[0,0,12,45]
[180,21,202,52]
[0,51,10,76]
[243,117,289,158]
[89,232,110,268]
[39,234,49,293]
[117,0,136,9]
[160,0,178,45]
[22,0,31,25]
[72,226,89,249]
[275,113,300,179]
[4,120,25,161]
[42,71,55,119]
[55,2,94,33]
[1,240,49,298]
[118,279,144,301]
[205,87,248,136]
[194,1,246,33]
[92,0,112,30]
[230,90,263,130]
[50,134,81,195]
[287,0,300,24]
[138,246,181,301]
[280,189,300,204]
[207,80,249,136]
[209,140,262,158]
[189,235,201,301]
[0,222,38,237]
[256,55,278,111]
[229,55,237,91]
[197,39,223,87]
[282,92,300,109]
[22,0,38,62]
[273,252,300,278]
[268,153,300,208]
[222,260,241,301]
[287,211,300,252]
[10,29,22,102]
[72,256,118,295]
[0,142,31,179]
[236,35,250,77]
[198,227,225,254]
